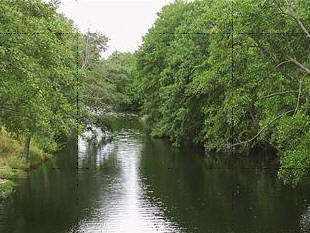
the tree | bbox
[134,0,310,184]
[0,0,77,156]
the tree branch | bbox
[275,59,292,69]
[232,109,296,147]
[287,56,310,74]
[262,91,299,99]
[285,0,310,39]
[294,80,302,115]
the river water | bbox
[1,115,310,233]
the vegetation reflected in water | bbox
[0,116,310,233]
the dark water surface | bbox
[1,116,310,233]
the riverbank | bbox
[0,179,14,199]
[0,129,52,199]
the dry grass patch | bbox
[0,128,52,179]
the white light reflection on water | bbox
[75,130,183,233]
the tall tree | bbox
[0,0,76,155]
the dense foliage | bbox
[0,0,77,155]
[1,0,309,186]
[79,41,138,131]
[134,0,310,185]
[81,50,138,114]
[0,0,138,157]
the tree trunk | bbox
[23,136,31,159]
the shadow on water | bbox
[0,115,310,233]
[138,135,310,233]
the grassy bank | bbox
[0,179,14,199]
[0,129,52,199]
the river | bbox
[1,115,310,233]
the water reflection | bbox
[0,116,310,233]
[75,130,182,233]
[138,137,310,233]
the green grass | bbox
[0,180,14,199]
[0,128,53,199]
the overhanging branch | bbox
[287,56,310,75]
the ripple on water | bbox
[74,131,184,233]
